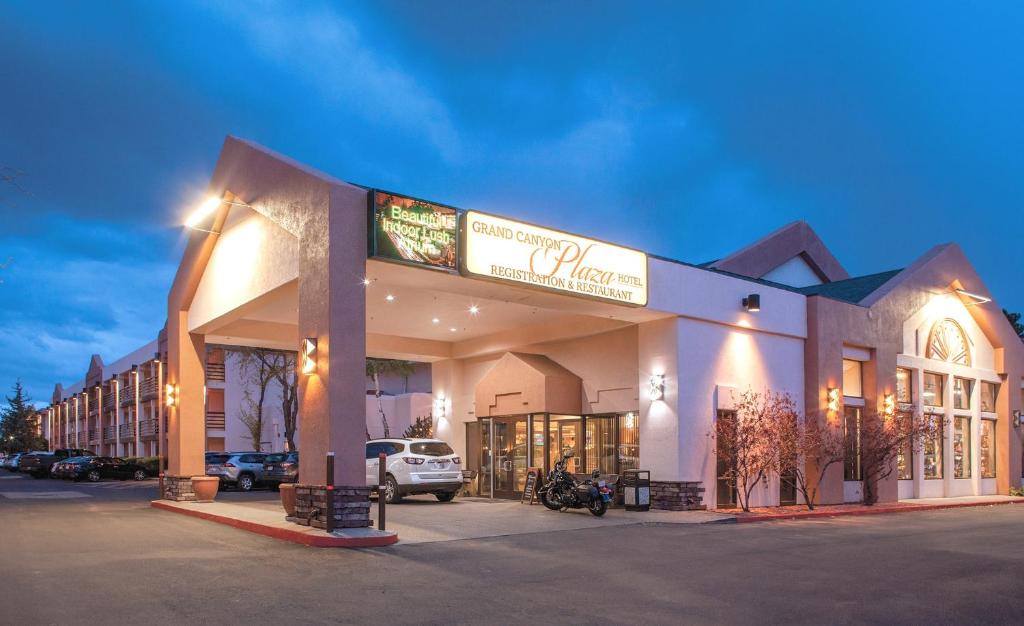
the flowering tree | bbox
[860,409,944,505]
[712,389,788,512]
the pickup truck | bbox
[18,448,95,478]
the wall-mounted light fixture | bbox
[300,338,318,376]
[827,387,840,413]
[433,394,450,418]
[625,412,637,429]
[742,294,761,312]
[883,393,896,419]
[1013,410,1022,428]
[954,288,991,306]
[648,374,665,401]
[183,194,251,231]
[164,383,178,408]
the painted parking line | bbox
[0,491,93,499]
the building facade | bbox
[35,137,1024,518]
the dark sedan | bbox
[263,451,298,489]
[66,456,149,482]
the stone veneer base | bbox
[650,480,706,511]
[161,475,196,502]
[287,484,372,529]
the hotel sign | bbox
[371,191,457,271]
[461,211,648,306]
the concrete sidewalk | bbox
[733,494,1023,523]
[154,494,733,546]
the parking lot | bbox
[4,469,1024,624]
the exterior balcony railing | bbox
[102,426,117,443]
[103,392,116,411]
[139,419,159,439]
[119,422,137,440]
[119,385,136,407]
[140,377,159,401]
[206,362,226,382]
[206,411,226,430]
[88,429,100,445]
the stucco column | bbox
[296,184,368,489]
[166,310,207,480]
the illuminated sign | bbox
[371,192,457,271]
[461,211,648,306]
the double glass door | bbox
[491,417,528,499]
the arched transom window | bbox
[926,318,971,366]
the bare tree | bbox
[861,409,943,505]
[774,408,846,510]
[711,389,785,512]
[231,348,278,451]
[365,358,416,438]
[272,352,299,452]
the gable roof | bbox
[797,270,903,304]
[709,220,849,283]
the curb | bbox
[734,499,1019,523]
[150,501,399,547]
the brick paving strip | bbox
[732,495,1024,523]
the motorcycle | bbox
[538,449,613,517]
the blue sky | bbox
[1,1,1022,404]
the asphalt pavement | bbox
[1,470,1022,625]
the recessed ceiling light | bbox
[432,318,440,324]
[385,294,395,302]
[469,305,480,315]
[362,278,371,286]
[449,327,457,332]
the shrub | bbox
[402,415,433,438]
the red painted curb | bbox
[151,501,398,547]
[734,499,1019,523]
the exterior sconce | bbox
[433,395,450,418]
[827,387,840,413]
[300,338,318,376]
[164,383,178,408]
[883,393,896,419]
[625,412,637,429]
[742,294,761,312]
[1014,410,1022,428]
[648,374,665,401]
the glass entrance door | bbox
[493,417,528,498]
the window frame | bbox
[843,405,862,482]
[979,381,999,414]
[842,359,864,399]
[923,412,944,480]
[896,367,914,404]
[980,418,997,479]
[923,372,945,408]
[952,377,973,411]
[953,415,971,479]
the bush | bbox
[123,456,160,476]
[402,415,433,438]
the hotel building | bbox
[35,137,1023,524]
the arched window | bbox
[926,318,971,366]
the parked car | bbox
[263,451,298,489]
[65,456,149,482]
[205,452,268,491]
[366,438,462,504]
[18,448,95,478]
[3,452,25,471]
[52,456,90,479]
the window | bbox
[953,416,970,479]
[980,419,996,479]
[365,442,385,459]
[715,410,738,508]
[953,378,973,411]
[617,412,640,473]
[585,416,616,475]
[923,414,943,479]
[896,368,913,403]
[843,406,862,481]
[897,412,913,480]
[531,414,545,471]
[923,373,944,407]
[980,382,998,413]
[843,359,863,398]
[409,442,450,456]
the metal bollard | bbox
[378,451,386,531]
[325,452,335,534]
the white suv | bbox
[366,438,462,504]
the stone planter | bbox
[280,483,297,517]
[191,476,220,503]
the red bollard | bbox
[378,451,386,531]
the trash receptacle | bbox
[622,469,650,512]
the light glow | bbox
[827,387,840,413]
[385,294,395,302]
[469,305,479,315]
[432,318,440,324]
[648,374,665,401]
[164,383,178,408]
[883,393,896,419]
[362,278,371,286]
[184,196,222,229]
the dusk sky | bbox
[2,1,1022,404]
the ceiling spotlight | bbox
[742,294,761,312]
[362,278,371,286]
[955,288,991,305]
[432,318,440,324]
[469,305,480,315]
[184,196,222,229]
[449,327,457,332]
[385,294,395,302]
